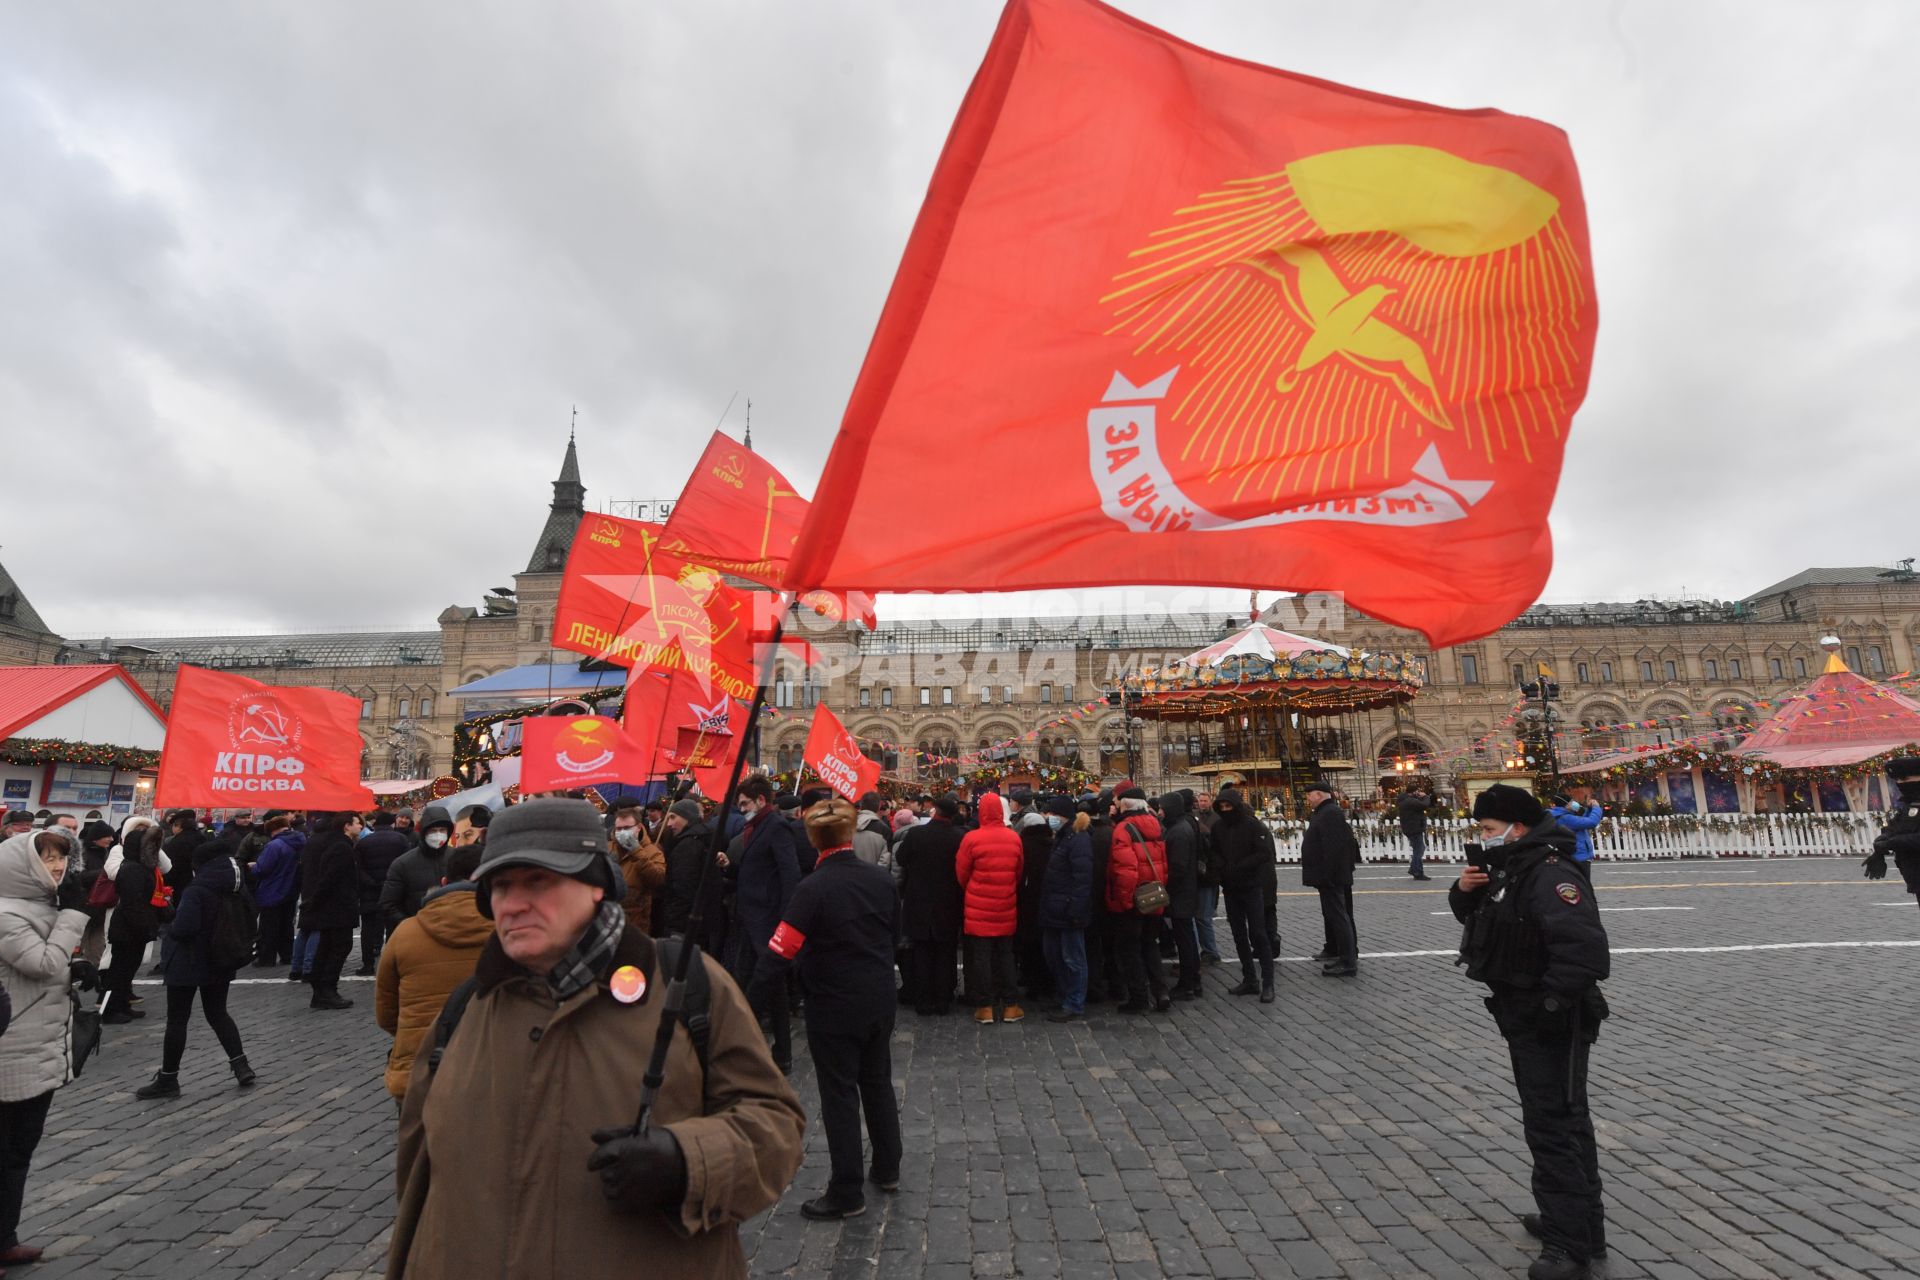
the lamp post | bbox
[1517,674,1562,782]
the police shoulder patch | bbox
[1555,882,1583,905]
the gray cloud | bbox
[3,1,1915,638]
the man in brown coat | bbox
[386,798,805,1279]
[610,802,667,933]
[374,844,491,1100]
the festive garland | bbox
[0,737,160,771]
[1578,741,1920,786]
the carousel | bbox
[1116,618,1426,813]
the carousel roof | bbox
[1179,624,1351,666]
[1121,622,1422,719]
[1731,652,1920,768]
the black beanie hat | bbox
[1473,783,1545,827]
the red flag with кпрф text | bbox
[785,0,1597,646]
[154,665,373,809]
[803,706,882,803]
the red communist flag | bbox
[803,706,882,803]
[672,699,748,797]
[155,665,373,810]
[521,715,657,793]
[661,431,878,631]
[622,658,740,779]
[786,0,1597,646]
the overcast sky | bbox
[4,1,1916,640]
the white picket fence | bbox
[1262,812,1882,864]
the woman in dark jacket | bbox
[298,812,362,1010]
[100,825,162,1025]
[134,844,253,1098]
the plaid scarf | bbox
[548,898,628,1002]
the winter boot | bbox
[1523,1214,1605,1259]
[230,1055,257,1087]
[1526,1245,1588,1280]
[1259,964,1276,1003]
[135,1070,180,1100]
[310,988,354,1011]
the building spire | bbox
[743,398,752,452]
[526,428,587,574]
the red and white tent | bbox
[1732,652,1920,768]
[0,665,169,821]
[1177,623,1350,668]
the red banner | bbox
[785,0,1596,647]
[520,715,658,793]
[672,699,747,797]
[662,431,878,631]
[154,666,373,810]
[803,706,882,802]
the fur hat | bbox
[804,796,858,850]
[1473,783,1546,827]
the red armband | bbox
[768,921,806,960]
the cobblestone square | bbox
[17,857,1919,1279]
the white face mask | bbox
[424,831,449,850]
[613,827,640,849]
[1482,822,1516,848]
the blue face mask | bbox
[1045,814,1065,832]
[1482,823,1515,848]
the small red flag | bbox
[671,699,748,797]
[786,0,1597,646]
[155,666,373,810]
[802,706,883,803]
[520,715,657,793]
[662,432,878,631]
[622,658,736,779]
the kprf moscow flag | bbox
[155,666,373,810]
[787,0,1597,646]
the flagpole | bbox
[631,592,797,1133]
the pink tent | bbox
[1177,623,1349,668]
[1733,654,1920,768]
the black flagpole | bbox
[632,594,796,1132]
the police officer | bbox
[1450,783,1611,1280]
[1864,756,1920,909]
[765,795,903,1220]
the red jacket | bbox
[955,793,1023,937]
[1106,810,1168,916]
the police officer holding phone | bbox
[1864,756,1920,908]
[1450,784,1611,1280]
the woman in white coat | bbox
[0,828,90,1267]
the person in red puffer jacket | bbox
[1106,788,1171,1014]
[956,793,1024,1024]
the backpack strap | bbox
[425,976,480,1077]
[655,937,713,1092]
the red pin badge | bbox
[609,965,647,1004]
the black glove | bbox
[1532,990,1575,1032]
[69,958,100,992]
[587,1125,688,1215]
[1865,852,1888,880]
[56,873,89,912]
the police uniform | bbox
[767,842,902,1217]
[1451,787,1611,1280]
[1865,757,1920,907]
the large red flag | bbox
[786,0,1597,646]
[154,666,373,809]
[661,431,878,631]
[802,706,882,802]
[622,659,736,777]
[520,715,659,793]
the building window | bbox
[1512,662,1525,687]
[1459,654,1480,684]
[1705,660,1718,680]
[1869,646,1885,674]
[1664,660,1677,682]
[1847,646,1862,671]
[941,686,953,705]
[1003,686,1014,704]
[1061,682,1072,702]
[1576,662,1589,684]
[397,698,410,719]
[1640,661,1654,683]
[1600,662,1613,683]
[1770,658,1784,680]
[360,699,372,720]
[979,686,992,704]
[1041,684,1053,704]
[420,696,432,719]
[881,687,893,708]
[773,680,793,708]
[919,687,931,706]
[859,686,871,707]
[1728,659,1740,680]
[1794,657,1807,678]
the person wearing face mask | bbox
[381,805,457,935]
[1450,783,1611,1280]
[1036,797,1091,1022]
[608,804,667,934]
[247,814,301,968]
[727,777,800,1073]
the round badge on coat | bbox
[609,965,647,1004]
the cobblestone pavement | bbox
[16,856,1920,1279]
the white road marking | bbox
[1258,940,1920,963]
[1600,906,1695,912]
[1874,902,1917,907]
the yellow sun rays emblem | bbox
[1101,145,1588,509]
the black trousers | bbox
[256,901,296,966]
[1508,1027,1603,1260]
[0,1090,53,1248]
[1316,885,1358,969]
[1112,913,1167,1006]
[906,938,957,1014]
[358,909,388,969]
[964,935,1017,1008]
[102,936,148,1015]
[1085,912,1119,1000]
[736,941,791,1065]
[1170,915,1201,991]
[161,980,245,1074]
[1224,883,1275,981]
[806,1011,903,1201]
[311,927,354,996]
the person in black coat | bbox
[1037,798,1092,1021]
[101,823,162,1024]
[298,812,362,1010]
[1082,795,1122,1003]
[1158,792,1203,999]
[1300,780,1360,977]
[657,799,716,940]
[134,844,254,1098]
[161,809,204,895]
[1013,803,1054,1001]
[353,811,412,974]
[728,777,801,1071]
[893,795,965,1015]
[1449,783,1611,1279]
[1210,787,1277,1001]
